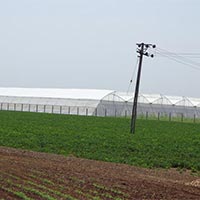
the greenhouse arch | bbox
[0,87,200,118]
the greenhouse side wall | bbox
[96,100,200,118]
[0,97,200,120]
[0,102,97,116]
[0,96,98,116]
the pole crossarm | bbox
[130,42,156,134]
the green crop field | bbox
[0,111,200,171]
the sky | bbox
[0,0,200,97]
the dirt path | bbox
[0,147,200,200]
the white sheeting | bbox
[0,87,200,107]
[0,87,114,100]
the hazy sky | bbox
[0,0,200,97]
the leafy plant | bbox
[0,111,200,171]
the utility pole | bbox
[130,43,156,134]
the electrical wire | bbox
[157,47,200,67]
[155,48,200,71]
[156,51,200,71]
[156,52,200,56]
[126,57,139,94]
[126,46,200,95]
[155,54,200,58]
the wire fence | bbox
[0,102,200,123]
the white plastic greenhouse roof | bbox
[114,92,200,107]
[0,87,200,107]
[0,87,114,100]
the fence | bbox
[0,102,199,123]
[0,103,95,116]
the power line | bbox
[156,54,200,58]
[157,52,200,56]
[157,47,200,67]
[156,51,200,71]
[127,57,139,94]
[155,48,200,71]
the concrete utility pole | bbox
[130,43,156,134]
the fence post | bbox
[36,105,38,112]
[44,105,46,113]
[77,107,79,115]
[52,105,54,113]
[68,107,71,115]
[158,112,160,121]
[115,109,117,117]
[14,104,16,111]
[0,103,2,110]
[21,104,23,111]
[60,106,62,114]
[95,108,97,116]
[86,108,88,116]
[146,111,148,120]
[7,103,9,111]
[28,104,31,112]
[169,113,171,122]
[105,109,107,117]
[181,113,184,122]
[125,110,127,118]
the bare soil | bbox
[0,147,200,200]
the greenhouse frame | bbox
[0,87,200,118]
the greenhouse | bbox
[0,87,200,118]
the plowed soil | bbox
[0,147,200,200]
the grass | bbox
[0,110,200,171]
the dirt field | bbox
[0,147,200,200]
